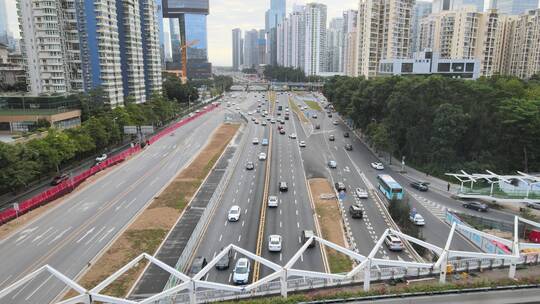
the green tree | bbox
[430,104,469,167]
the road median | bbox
[309,178,353,273]
[63,123,240,299]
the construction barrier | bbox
[0,103,220,226]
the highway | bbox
[0,105,229,304]
[295,93,479,253]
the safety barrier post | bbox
[280,269,287,298]
[363,259,371,291]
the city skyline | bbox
[4,0,539,66]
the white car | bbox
[228,205,241,222]
[409,213,425,226]
[271,119,276,124]
[289,133,297,139]
[299,141,306,147]
[371,162,385,170]
[328,160,337,169]
[95,154,107,163]
[252,138,259,145]
[355,188,368,199]
[268,196,278,208]
[233,258,250,285]
[385,234,404,251]
[236,107,240,110]
[261,121,267,126]
[268,235,282,252]
[258,152,267,161]
[332,120,339,125]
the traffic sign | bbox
[140,126,155,134]
[13,203,19,211]
[124,126,138,135]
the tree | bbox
[430,104,469,168]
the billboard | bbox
[163,0,209,16]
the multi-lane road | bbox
[0,106,229,303]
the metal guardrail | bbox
[163,123,248,292]
[171,255,540,303]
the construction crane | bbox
[179,39,199,84]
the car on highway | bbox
[343,132,350,137]
[252,137,259,145]
[279,128,286,135]
[328,160,337,168]
[245,162,254,170]
[215,248,233,270]
[258,152,267,160]
[279,181,288,192]
[189,256,207,276]
[271,119,276,124]
[95,154,107,163]
[329,135,335,141]
[409,213,425,226]
[335,182,346,192]
[315,124,320,129]
[332,120,339,125]
[268,235,282,252]
[261,138,269,146]
[410,181,429,191]
[280,119,285,124]
[328,113,333,118]
[355,188,368,199]
[289,133,297,139]
[462,201,489,212]
[299,141,306,147]
[345,143,353,151]
[233,258,250,285]
[284,115,289,120]
[371,162,384,170]
[349,205,363,219]
[261,121,267,126]
[312,113,318,119]
[268,196,278,207]
[254,120,259,124]
[228,205,241,221]
[385,234,404,251]
[527,202,540,210]
[302,230,316,248]
[266,117,271,121]
[51,173,69,185]
[236,107,240,111]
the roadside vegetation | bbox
[305,100,322,112]
[288,98,308,123]
[323,75,540,177]
[387,198,427,258]
[263,66,324,83]
[64,124,239,299]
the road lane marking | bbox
[47,227,73,245]
[238,235,242,242]
[219,234,223,242]
[280,221,282,228]
[149,177,159,186]
[24,274,53,300]
[124,198,137,209]
[85,226,106,245]
[36,228,58,246]
[115,180,126,189]
[31,227,53,243]
[76,227,95,243]
[297,222,300,228]
[242,220,245,227]
[97,227,116,243]
[0,275,13,288]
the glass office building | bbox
[490,0,538,15]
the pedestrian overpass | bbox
[230,81,324,92]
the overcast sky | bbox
[6,0,537,67]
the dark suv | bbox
[189,256,208,276]
[215,248,233,270]
[279,181,288,192]
[343,132,349,138]
[345,143,353,151]
[335,182,346,192]
[462,201,489,212]
[410,181,429,191]
[329,135,335,141]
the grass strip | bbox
[64,124,239,299]
[305,100,322,112]
[289,97,309,123]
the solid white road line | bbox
[97,227,115,243]
[24,274,52,300]
[76,227,95,243]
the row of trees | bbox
[323,75,540,176]
[190,75,234,96]
[263,65,325,83]
[0,79,198,194]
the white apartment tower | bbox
[17,0,82,95]
[121,0,146,104]
[508,9,540,79]
[304,3,327,75]
[356,0,415,78]
[342,10,357,76]
[140,0,163,98]
[327,17,344,73]
[290,10,306,70]
[232,28,243,71]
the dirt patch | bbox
[309,178,352,273]
[63,123,239,300]
[0,164,131,240]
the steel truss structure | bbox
[2,216,540,304]
[447,170,540,198]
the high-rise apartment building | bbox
[342,10,357,76]
[266,0,286,66]
[232,29,243,71]
[327,18,344,72]
[290,9,306,70]
[507,9,540,79]
[489,0,539,15]
[304,3,327,75]
[17,0,162,107]
[356,0,415,78]
[432,0,451,13]
[244,29,259,68]
[411,1,432,53]
[258,30,267,66]
[0,0,9,45]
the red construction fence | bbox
[0,103,220,226]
